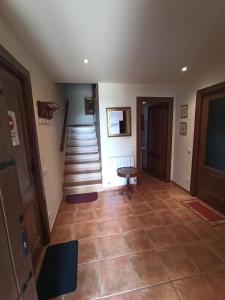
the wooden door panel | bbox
[0,65,44,270]
[147,104,168,180]
[195,89,225,213]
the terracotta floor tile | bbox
[173,207,199,223]
[103,290,141,300]
[137,212,162,229]
[130,251,169,288]
[147,200,169,211]
[146,226,176,249]
[113,206,134,218]
[95,207,116,220]
[75,210,97,223]
[64,262,100,300]
[118,216,143,232]
[173,275,220,300]
[100,256,137,296]
[207,238,225,262]
[51,225,73,244]
[156,210,182,225]
[54,212,75,227]
[168,224,199,243]
[98,234,129,259]
[186,220,217,240]
[123,230,152,252]
[59,202,77,213]
[130,203,151,215]
[78,238,99,263]
[141,283,180,300]
[183,242,224,272]
[205,268,225,300]
[157,245,199,280]
[97,219,122,236]
[76,221,99,239]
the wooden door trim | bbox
[0,45,50,243]
[190,80,225,196]
[136,97,174,182]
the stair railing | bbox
[60,99,69,152]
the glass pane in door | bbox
[205,98,225,172]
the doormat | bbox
[37,240,78,299]
[65,192,98,204]
[183,199,225,226]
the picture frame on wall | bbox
[84,97,94,115]
[180,104,188,118]
[180,122,187,136]
[106,107,131,137]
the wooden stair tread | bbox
[64,179,102,187]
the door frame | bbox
[0,45,50,243]
[136,97,174,182]
[190,81,225,195]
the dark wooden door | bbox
[196,90,225,213]
[0,65,44,270]
[147,103,168,180]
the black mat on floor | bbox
[36,240,78,299]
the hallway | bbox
[52,175,225,299]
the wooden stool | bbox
[117,167,138,198]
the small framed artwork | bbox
[180,122,187,136]
[106,107,131,137]
[84,97,94,115]
[180,104,188,118]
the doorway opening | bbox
[191,81,225,214]
[136,97,173,182]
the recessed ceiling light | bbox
[83,58,89,64]
[181,66,188,72]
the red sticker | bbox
[8,115,14,130]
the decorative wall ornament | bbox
[180,104,188,118]
[84,97,94,115]
[180,122,187,136]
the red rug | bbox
[65,192,98,204]
[183,199,225,226]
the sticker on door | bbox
[7,110,20,146]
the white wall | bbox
[173,63,225,191]
[0,14,65,229]
[98,83,176,188]
[61,84,94,125]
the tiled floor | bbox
[51,175,225,300]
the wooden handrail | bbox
[60,99,69,151]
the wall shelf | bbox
[37,101,61,120]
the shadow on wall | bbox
[58,83,94,125]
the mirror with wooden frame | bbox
[106,107,131,137]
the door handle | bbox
[20,228,29,259]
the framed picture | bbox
[84,97,94,115]
[180,104,188,118]
[106,107,131,137]
[180,122,187,136]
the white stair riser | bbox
[68,126,95,134]
[66,146,98,154]
[65,162,101,172]
[66,153,99,163]
[67,139,97,147]
[64,172,101,182]
[64,183,103,195]
[67,133,96,140]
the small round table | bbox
[117,167,138,198]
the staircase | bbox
[63,125,102,195]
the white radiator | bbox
[109,155,136,186]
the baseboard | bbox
[50,192,63,232]
[171,180,190,193]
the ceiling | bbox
[1,0,225,84]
